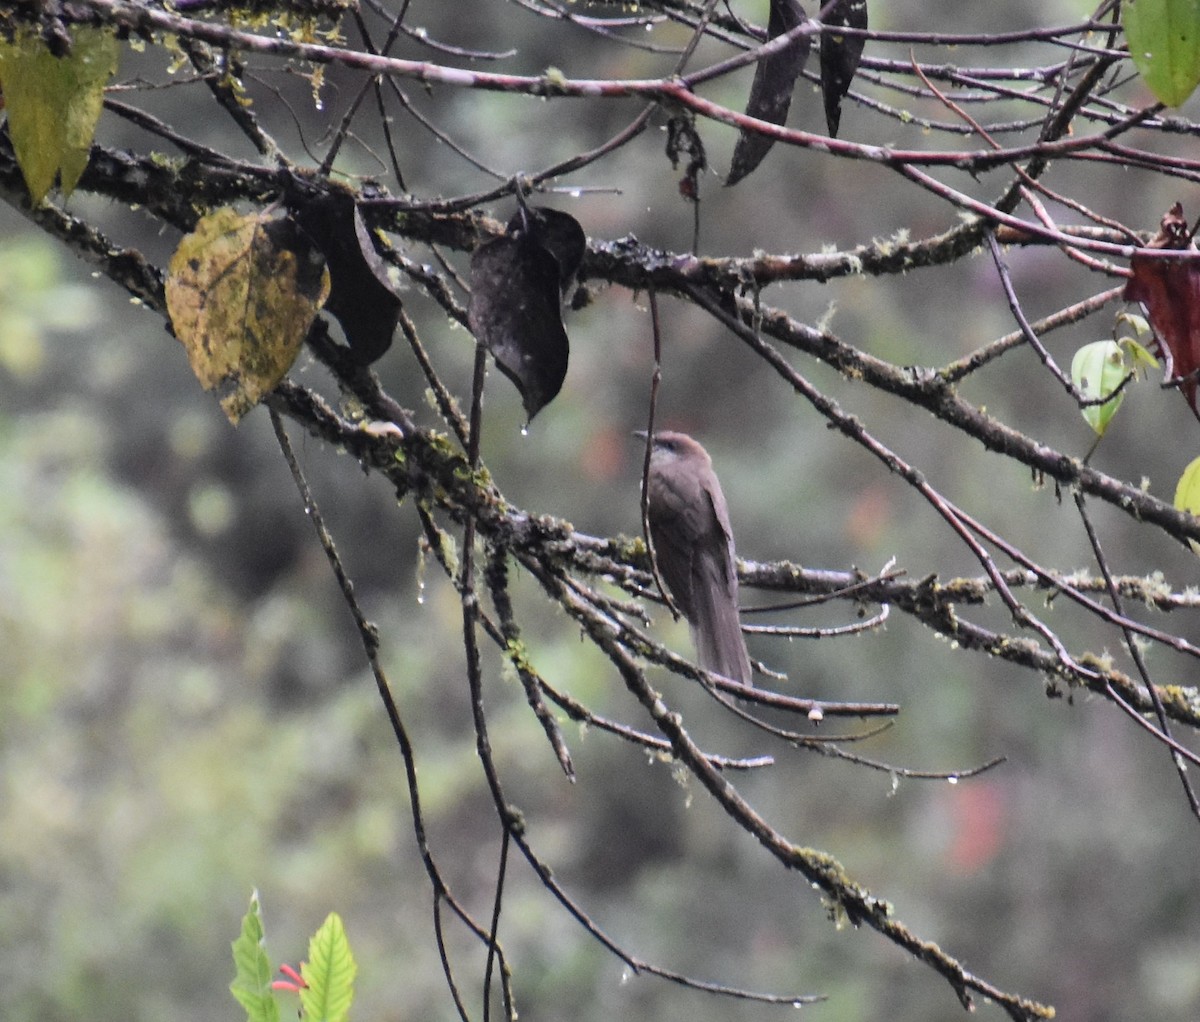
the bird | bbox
[635,430,753,686]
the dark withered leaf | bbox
[665,111,707,202]
[727,0,810,187]
[507,206,587,293]
[297,190,402,365]
[1124,203,1200,420]
[819,0,867,137]
[469,213,574,421]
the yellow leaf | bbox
[165,208,330,424]
[0,25,118,204]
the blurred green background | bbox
[2,2,1199,1021]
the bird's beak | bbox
[632,429,649,441]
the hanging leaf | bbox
[230,891,281,1022]
[0,24,118,204]
[300,913,357,1022]
[1124,0,1200,106]
[165,207,330,424]
[820,0,867,137]
[1123,203,1200,421]
[508,205,587,295]
[1121,336,1160,371]
[665,110,708,202]
[1174,454,1200,553]
[469,206,584,421]
[727,0,811,186]
[1070,340,1129,436]
[295,189,402,365]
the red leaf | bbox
[1124,203,1200,420]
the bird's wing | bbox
[702,487,739,599]
[688,502,751,684]
[647,490,698,621]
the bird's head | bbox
[633,430,712,469]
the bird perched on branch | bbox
[636,430,752,686]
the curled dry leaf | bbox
[1123,203,1200,420]
[819,0,867,137]
[165,207,330,424]
[295,189,402,365]
[665,110,708,202]
[727,0,810,187]
[468,206,585,421]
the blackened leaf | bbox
[469,229,569,421]
[507,206,586,293]
[296,190,402,365]
[727,0,810,187]
[819,0,867,137]
[1124,203,1200,420]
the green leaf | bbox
[165,207,331,424]
[300,913,357,1022]
[1125,0,1200,106]
[1119,336,1160,372]
[1070,340,1129,436]
[1115,310,1152,338]
[0,25,118,203]
[230,891,282,1022]
[1174,455,1200,554]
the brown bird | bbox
[636,431,753,685]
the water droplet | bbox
[520,424,529,437]
[619,966,633,986]
[415,545,428,605]
[947,775,959,785]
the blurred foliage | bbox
[3,1,1200,1021]
[0,238,99,376]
